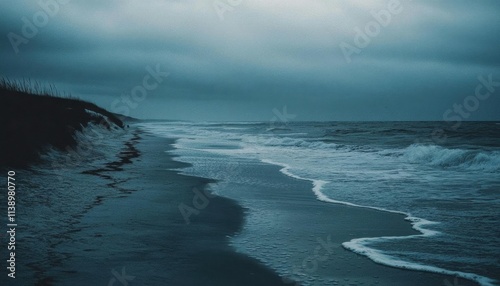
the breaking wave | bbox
[403,144,500,172]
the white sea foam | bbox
[403,144,500,172]
[141,122,499,286]
[343,238,497,286]
[260,158,497,286]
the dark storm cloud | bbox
[1,0,499,121]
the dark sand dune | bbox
[0,81,123,168]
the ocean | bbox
[140,121,500,286]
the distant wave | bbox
[265,127,292,132]
[243,136,337,150]
[253,138,500,172]
[403,144,500,172]
[260,158,498,286]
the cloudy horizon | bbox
[1,0,499,121]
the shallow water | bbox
[141,121,500,286]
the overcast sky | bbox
[1,0,499,121]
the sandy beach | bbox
[1,127,484,285]
[13,130,294,285]
[3,1,499,284]
[222,159,479,286]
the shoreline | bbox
[1,124,490,285]
[262,159,495,286]
[37,129,295,286]
[169,145,483,286]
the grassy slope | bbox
[0,83,124,168]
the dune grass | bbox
[0,78,124,168]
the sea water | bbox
[141,121,500,286]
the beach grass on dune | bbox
[0,78,124,168]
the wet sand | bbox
[1,128,479,286]
[225,158,478,285]
[39,131,294,286]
